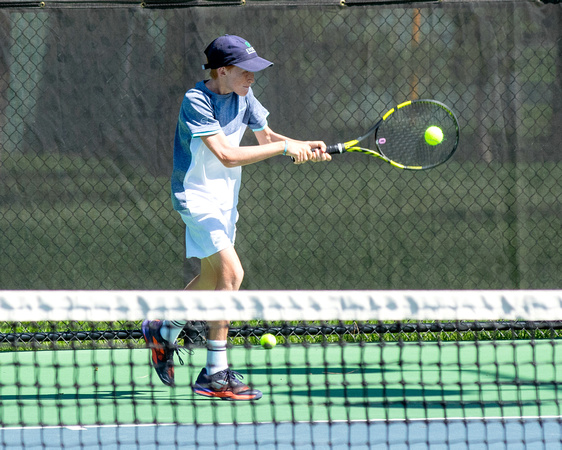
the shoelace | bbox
[224,368,245,384]
[165,343,192,366]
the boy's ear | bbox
[217,66,229,77]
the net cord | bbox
[0,290,560,322]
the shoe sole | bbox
[192,385,262,401]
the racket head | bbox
[356,100,459,170]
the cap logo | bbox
[244,41,256,55]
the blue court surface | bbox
[1,418,562,449]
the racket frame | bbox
[326,100,459,170]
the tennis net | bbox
[0,290,561,449]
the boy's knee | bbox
[206,247,244,290]
[226,266,244,290]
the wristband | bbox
[282,140,289,156]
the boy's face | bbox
[223,66,255,97]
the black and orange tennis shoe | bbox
[192,368,262,401]
[142,319,184,387]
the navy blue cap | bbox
[202,35,273,72]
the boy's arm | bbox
[201,127,329,167]
[254,126,330,163]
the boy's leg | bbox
[190,247,262,400]
[198,246,244,291]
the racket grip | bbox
[289,144,342,162]
[326,143,345,154]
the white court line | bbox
[2,415,562,432]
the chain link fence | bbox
[0,0,560,295]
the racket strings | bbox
[373,102,458,168]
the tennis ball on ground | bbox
[425,126,444,146]
[260,333,277,349]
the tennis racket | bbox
[324,99,459,170]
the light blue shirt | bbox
[171,81,269,212]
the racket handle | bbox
[326,143,345,154]
[289,144,342,162]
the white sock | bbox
[206,339,228,375]
[160,320,187,343]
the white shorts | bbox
[178,208,238,259]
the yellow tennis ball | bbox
[425,126,444,146]
[260,333,277,349]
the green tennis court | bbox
[1,340,561,428]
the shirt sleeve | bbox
[181,89,222,138]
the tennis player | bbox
[142,34,330,400]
